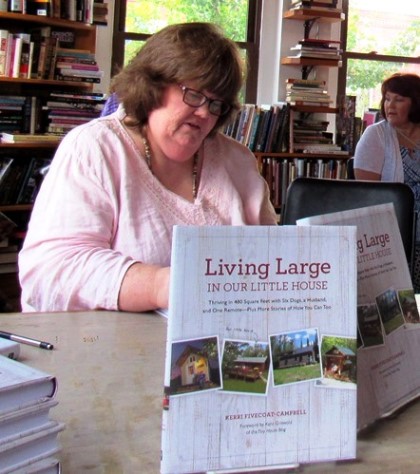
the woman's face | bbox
[147,84,220,162]
[384,91,412,127]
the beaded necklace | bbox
[140,132,199,199]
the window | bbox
[111,0,262,103]
[338,0,420,118]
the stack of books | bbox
[286,78,333,107]
[44,91,106,136]
[289,38,342,63]
[0,354,64,473]
[290,0,339,11]
[53,48,103,84]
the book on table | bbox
[0,419,65,474]
[297,202,420,430]
[0,355,57,415]
[0,355,63,473]
[161,224,357,473]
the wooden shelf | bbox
[0,76,95,88]
[283,8,345,22]
[254,152,349,160]
[0,11,95,30]
[0,204,33,212]
[0,141,60,149]
[281,57,342,67]
[291,105,338,113]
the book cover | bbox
[297,203,420,429]
[0,355,57,415]
[0,338,20,360]
[161,225,357,473]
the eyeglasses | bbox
[179,85,231,117]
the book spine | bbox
[0,29,7,76]
[11,36,23,79]
[56,75,100,83]
[7,0,24,13]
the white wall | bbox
[93,0,115,94]
[257,0,282,104]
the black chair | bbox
[281,177,416,270]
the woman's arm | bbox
[354,168,381,180]
[118,263,170,312]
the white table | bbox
[2,310,420,473]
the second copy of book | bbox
[161,225,357,473]
[297,203,420,430]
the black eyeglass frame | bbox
[179,85,231,117]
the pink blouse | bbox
[19,108,278,312]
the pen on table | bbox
[0,330,54,350]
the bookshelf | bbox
[0,11,101,311]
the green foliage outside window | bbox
[346,6,420,118]
[124,0,249,65]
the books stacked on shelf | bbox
[362,108,382,131]
[224,103,290,153]
[0,354,63,473]
[93,0,109,25]
[45,91,106,136]
[53,48,103,84]
[261,155,346,209]
[286,78,333,107]
[0,156,52,206]
[0,96,27,134]
[289,38,342,61]
[290,0,339,12]
[336,95,363,155]
[20,0,98,25]
[0,26,99,81]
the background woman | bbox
[354,72,420,290]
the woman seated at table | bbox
[19,22,277,313]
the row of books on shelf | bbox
[0,91,106,137]
[4,0,108,25]
[0,26,103,82]
[223,102,290,153]
[260,156,348,209]
[286,78,333,107]
[0,155,51,206]
[0,347,62,473]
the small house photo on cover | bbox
[168,336,221,396]
[221,339,270,395]
[269,328,321,386]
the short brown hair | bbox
[381,73,420,123]
[111,22,245,131]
